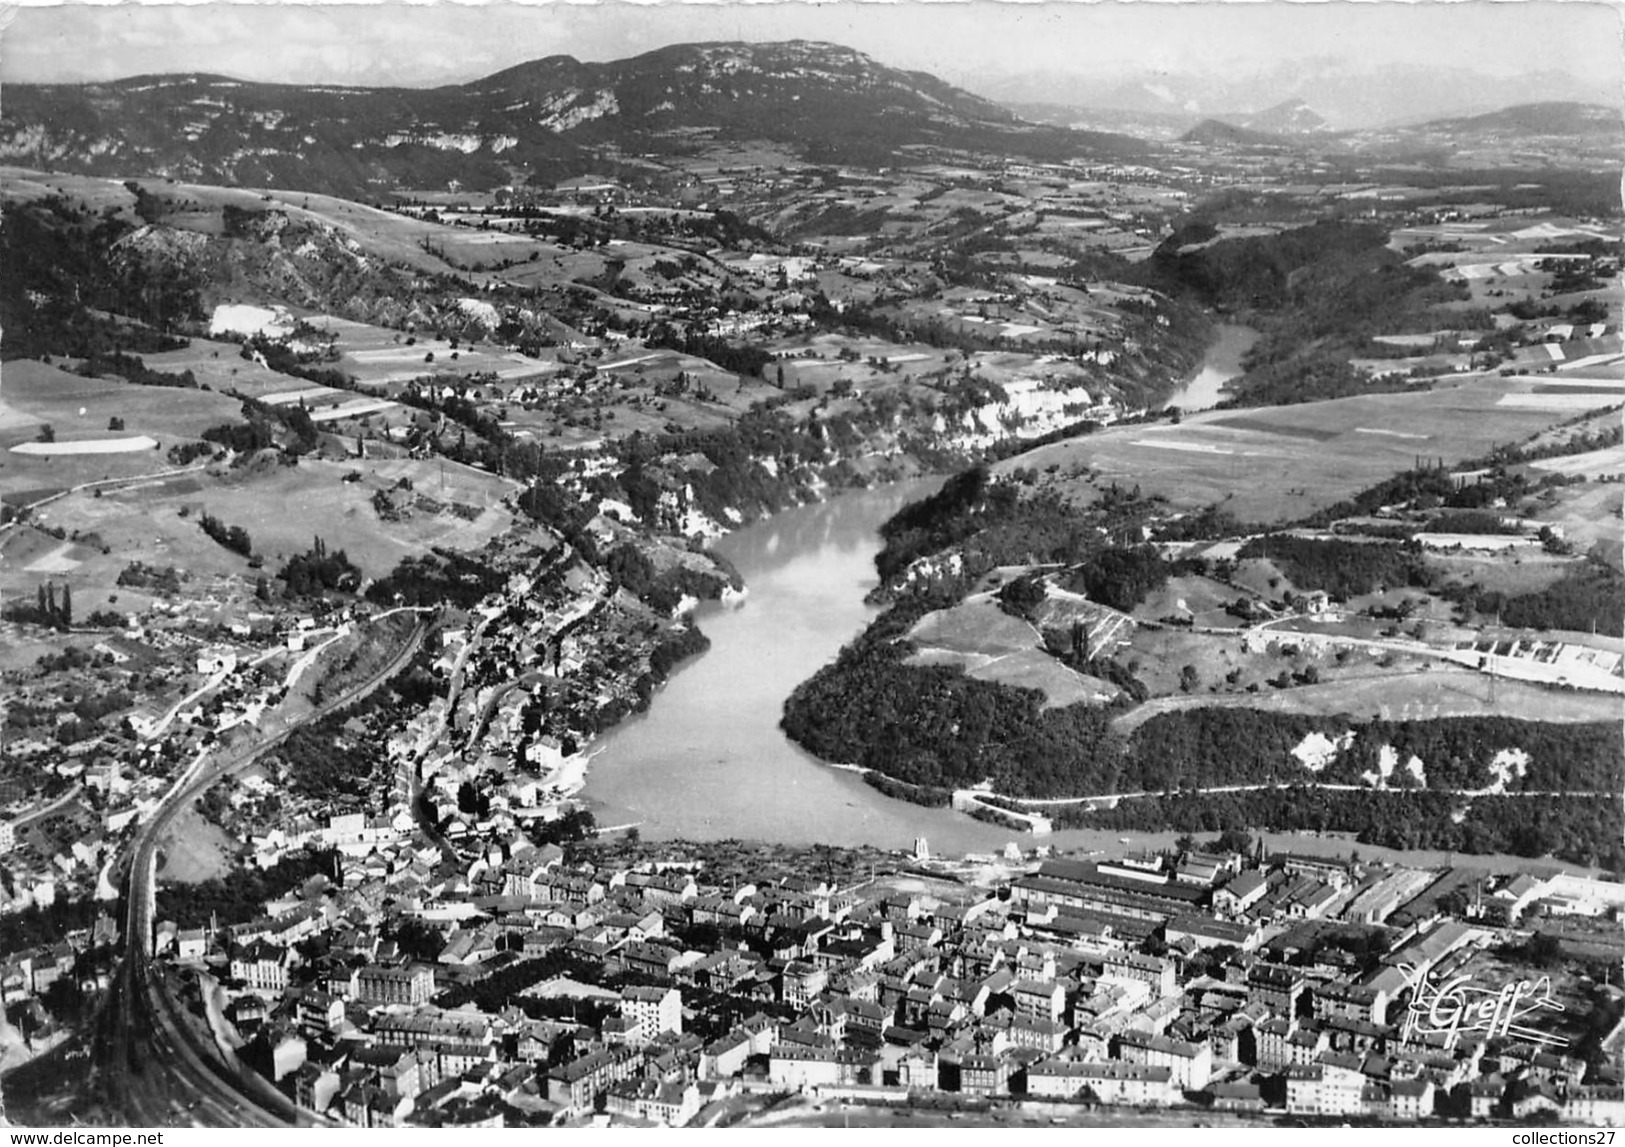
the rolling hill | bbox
[1408,101,1623,138]
[1235,98,1329,135]
[1179,120,1296,149]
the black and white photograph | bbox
[0,0,1621,1132]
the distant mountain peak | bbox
[0,39,1150,196]
[1179,118,1291,148]
[1236,98,1328,135]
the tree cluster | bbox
[79,350,197,389]
[1051,787,1622,869]
[1447,556,1625,633]
[1060,546,1170,613]
[198,511,254,558]
[1237,534,1430,598]
[278,536,361,598]
[153,849,339,928]
[781,604,1123,797]
[7,581,73,629]
[366,550,506,609]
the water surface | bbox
[583,479,1044,854]
[1166,323,1259,412]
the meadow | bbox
[0,452,516,627]
[1007,373,1589,523]
[139,337,313,398]
[0,360,244,495]
[1111,664,1616,734]
[903,595,1116,708]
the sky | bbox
[2,0,1621,95]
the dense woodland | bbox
[874,465,1165,591]
[366,550,508,610]
[780,598,1123,797]
[603,543,732,615]
[0,197,203,360]
[0,897,103,958]
[1236,535,1430,598]
[1131,219,1472,406]
[1126,709,1620,794]
[1051,788,1622,869]
[1446,556,1625,633]
[1059,546,1171,612]
[784,581,1622,801]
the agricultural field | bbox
[1111,664,1618,734]
[300,314,562,389]
[1,359,244,440]
[904,595,1117,708]
[1425,550,1582,596]
[0,621,76,677]
[0,360,244,496]
[502,355,786,449]
[1133,573,1243,626]
[123,455,515,574]
[764,333,960,392]
[1,452,515,626]
[132,337,313,399]
[1114,624,1277,698]
[1529,447,1622,480]
[146,178,551,278]
[0,167,146,215]
[1007,373,1592,522]
[1524,482,1623,562]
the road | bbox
[0,462,212,539]
[6,783,87,831]
[95,614,430,1127]
[401,611,487,857]
[986,782,1614,808]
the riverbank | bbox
[1166,322,1258,412]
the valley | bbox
[0,23,1620,1133]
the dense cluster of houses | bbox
[0,603,369,918]
[132,836,1624,1128]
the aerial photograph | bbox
[0,0,1620,1130]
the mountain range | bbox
[961,58,1619,131]
[0,40,1147,197]
[2,41,1617,197]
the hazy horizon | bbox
[3,0,1620,102]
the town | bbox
[9,816,1624,1128]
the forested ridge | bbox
[780,597,1124,797]
[1128,709,1620,794]
[782,598,1620,800]
[1129,219,1472,406]
[873,464,1167,590]
[783,622,1622,865]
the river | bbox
[1165,323,1258,412]
[579,330,1594,874]
[583,478,1043,856]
